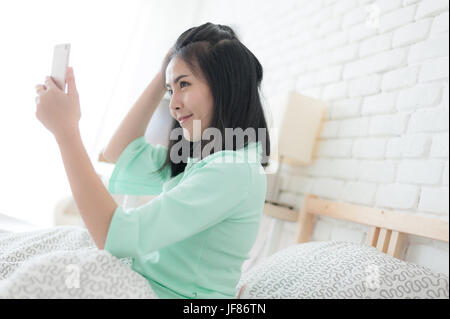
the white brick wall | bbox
[430,133,449,158]
[443,161,449,185]
[408,106,449,132]
[341,181,377,204]
[343,49,407,79]
[357,160,396,182]
[392,18,432,47]
[360,33,392,57]
[416,0,449,19]
[419,186,450,214]
[376,183,420,208]
[353,138,387,159]
[431,11,449,34]
[369,113,409,135]
[419,56,449,82]
[397,160,445,184]
[381,66,419,91]
[396,83,443,110]
[386,134,431,157]
[408,33,449,64]
[362,91,397,114]
[317,139,353,157]
[379,5,417,33]
[330,98,362,119]
[349,74,382,96]
[198,0,449,276]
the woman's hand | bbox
[160,46,175,85]
[34,66,81,141]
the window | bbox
[0,0,144,226]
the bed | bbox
[236,194,449,299]
[1,194,448,299]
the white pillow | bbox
[237,241,449,299]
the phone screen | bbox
[51,43,71,91]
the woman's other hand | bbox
[160,46,175,86]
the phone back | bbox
[51,43,71,91]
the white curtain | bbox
[0,0,145,227]
[0,0,206,227]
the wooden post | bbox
[376,228,392,253]
[387,231,403,259]
[295,194,316,244]
[367,226,380,247]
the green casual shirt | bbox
[104,136,267,299]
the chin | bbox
[187,136,202,143]
[182,130,191,141]
[183,129,202,142]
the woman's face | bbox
[165,57,214,142]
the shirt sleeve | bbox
[107,136,171,196]
[104,160,251,258]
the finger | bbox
[35,84,47,94]
[44,76,57,89]
[66,67,78,97]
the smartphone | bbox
[50,43,71,92]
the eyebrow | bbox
[165,75,189,88]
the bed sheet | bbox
[0,226,158,299]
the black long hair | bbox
[155,22,271,179]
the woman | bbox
[34,22,271,299]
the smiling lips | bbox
[179,114,193,124]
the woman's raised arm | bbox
[102,47,174,163]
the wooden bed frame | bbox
[264,194,449,259]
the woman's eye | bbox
[167,82,188,96]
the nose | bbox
[169,93,183,115]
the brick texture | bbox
[199,0,449,275]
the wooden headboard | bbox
[264,194,449,259]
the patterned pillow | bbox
[237,241,449,299]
